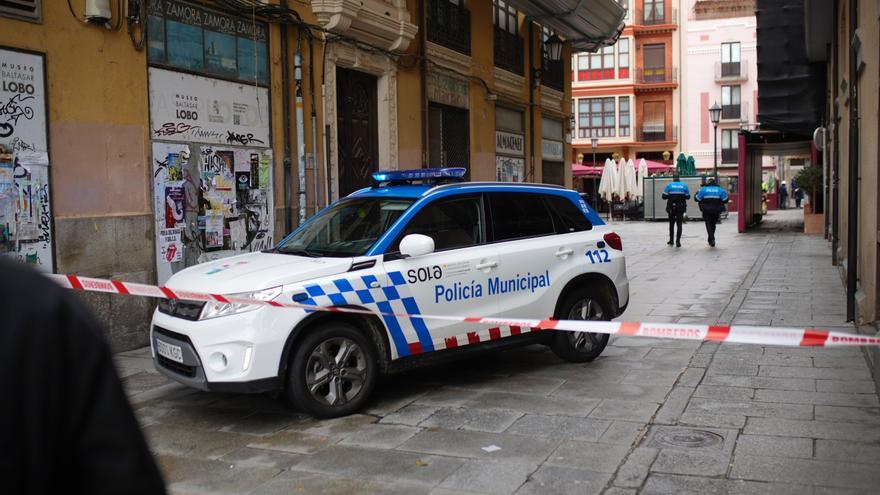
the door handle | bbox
[475,260,498,270]
[555,248,574,258]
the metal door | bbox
[336,68,378,197]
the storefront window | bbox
[147,0,269,86]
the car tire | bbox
[550,286,613,363]
[286,322,377,418]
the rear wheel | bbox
[286,322,377,418]
[550,287,613,362]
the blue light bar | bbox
[371,167,467,184]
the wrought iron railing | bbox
[715,60,748,81]
[542,59,565,91]
[494,28,523,75]
[638,125,678,142]
[428,0,471,56]
[722,147,739,163]
[636,67,678,84]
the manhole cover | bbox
[651,428,724,449]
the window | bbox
[643,0,665,24]
[429,103,470,171]
[147,0,269,85]
[722,129,739,163]
[493,0,523,74]
[578,97,616,138]
[489,193,555,241]
[642,44,666,82]
[619,96,631,137]
[583,46,615,80]
[721,42,741,77]
[277,197,414,257]
[618,39,630,78]
[576,54,589,81]
[428,0,472,56]
[544,195,592,233]
[396,196,483,252]
[722,85,741,119]
[0,0,40,21]
[541,26,564,90]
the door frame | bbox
[325,44,399,202]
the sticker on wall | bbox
[204,210,224,250]
[164,181,186,228]
[159,227,183,263]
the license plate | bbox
[156,339,184,363]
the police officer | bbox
[662,173,690,247]
[695,177,729,247]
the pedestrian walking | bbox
[0,258,167,495]
[779,181,789,209]
[662,173,690,247]
[794,187,804,209]
[695,177,729,247]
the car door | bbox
[487,192,599,321]
[380,194,499,355]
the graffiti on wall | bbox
[0,47,53,272]
[152,142,273,284]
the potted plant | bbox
[793,166,823,234]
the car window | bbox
[544,195,593,233]
[393,195,484,252]
[489,193,555,241]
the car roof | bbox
[348,181,569,200]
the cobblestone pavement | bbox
[116,209,880,494]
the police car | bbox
[151,168,629,417]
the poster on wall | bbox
[496,156,524,182]
[152,141,274,284]
[0,47,53,272]
[149,68,270,147]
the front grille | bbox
[153,325,191,343]
[157,298,206,321]
[157,355,197,378]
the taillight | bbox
[604,232,623,251]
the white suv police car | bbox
[151,168,629,417]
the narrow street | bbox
[116,210,879,494]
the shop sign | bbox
[542,139,564,161]
[495,131,524,156]
[496,156,524,182]
[427,71,469,109]
[0,47,53,273]
[149,67,270,147]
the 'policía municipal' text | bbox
[434,271,551,303]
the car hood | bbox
[165,252,353,294]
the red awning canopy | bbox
[572,164,603,177]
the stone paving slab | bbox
[113,211,880,494]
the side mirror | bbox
[399,234,435,258]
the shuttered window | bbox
[0,0,41,22]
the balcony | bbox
[542,59,565,92]
[636,67,678,84]
[721,101,750,122]
[714,59,749,82]
[494,28,523,75]
[638,125,678,142]
[634,6,678,26]
[427,0,471,56]
[722,147,739,163]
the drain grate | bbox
[650,428,724,450]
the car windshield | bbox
[275,197,414,257]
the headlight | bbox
[200,286,282,320]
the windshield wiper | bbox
[276,248,323,257]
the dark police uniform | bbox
[695,182,730,246]
[662,180,690,246]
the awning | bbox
[572,164,603,177]
[507,0,627,52]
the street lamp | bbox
[709,102,722,179]
[545,34,564,62]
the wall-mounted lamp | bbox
[544,34,564,62]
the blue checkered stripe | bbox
[300,271,434,358]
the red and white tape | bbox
[48,273,880,348]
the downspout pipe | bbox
[527,22,537,182]
[419,0,429,167]
[831,0,840,265]
[845,0,859,322]
[281,1,293,234]
[294,39,307,224]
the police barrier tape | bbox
[48,274,880,349]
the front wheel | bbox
[550,287,613,362]
[286,322,377,418]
